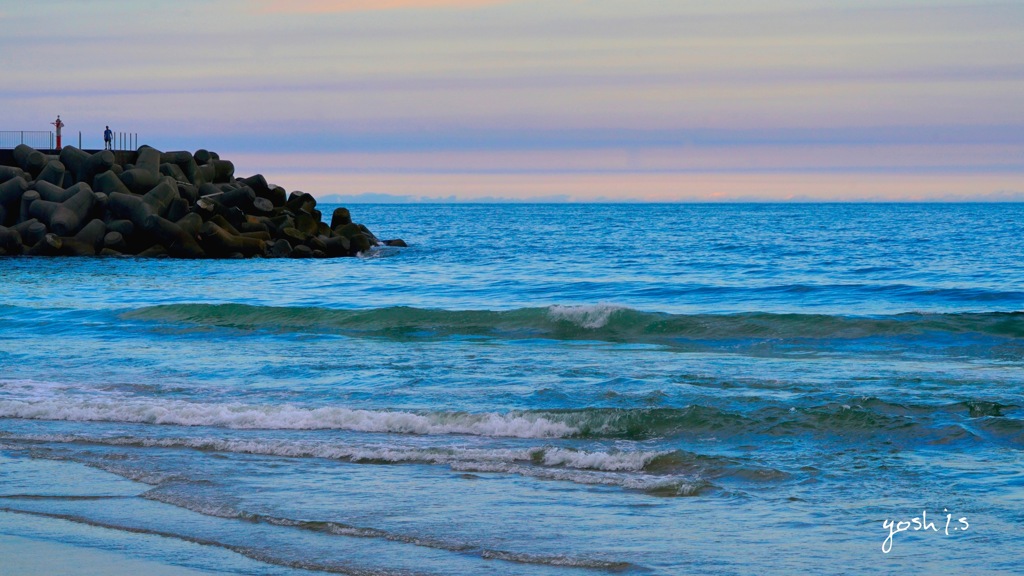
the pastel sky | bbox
[2,0,1022,201]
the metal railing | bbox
[0,131,54,150]
[111,132,138,152]
[0,130,140,151]
[72,130,138,151]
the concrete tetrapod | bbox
[28,187,95,236]
[33,180,80,203]
[103,231,127,253]
[160,151,204,186]
[135,145,162,175]
[72,219,107,252]
[19,190,39,224]
[107,180,178,229]
[12,219,47,247]
[0,177,28,225]
[120,168,162,194]
[37,161,66,187]
[93,170,133,195]
[0,166,28,184]
[0,226,22,255]
[199,221,266,257]
[25,233,62,256]
[13,145,46,177]
[145,214,205,258]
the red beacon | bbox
[51,115,65,150]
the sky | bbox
[1,0,1022,201]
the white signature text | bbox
[882,509,968,553]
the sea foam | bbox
[546,304,625,329]
[0,397,576,438]
[8,432,671,473]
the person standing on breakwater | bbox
[104,126,113,150]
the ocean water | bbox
[1,203,1022,575]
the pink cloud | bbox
[256,0,516,13]
[226,160,1024,202]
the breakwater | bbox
[0,144,404,258]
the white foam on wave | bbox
[10,433,671,473]
[449,461,707,495]
[546,304,626,329]
[539,446,665,471]
[0,397,577,438]
[0,379,77,397]
[13,432,700,494]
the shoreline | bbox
[0,517,224,576]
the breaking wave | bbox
[9,432,724,498]
[121,303,1024,344]
[0,398,576,438]
[2,394,1016,447]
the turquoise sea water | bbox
[1,203,1022,575]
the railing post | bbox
[79,131,82,149]
[21,131,24,145]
